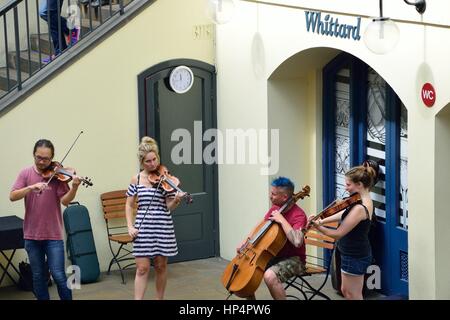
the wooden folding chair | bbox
[284,222,338,300]
[100,190,136,284]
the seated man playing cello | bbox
[239,177,307,300]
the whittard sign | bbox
[305,11,361,41]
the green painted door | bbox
[138,60,218,263]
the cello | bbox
[221,185,310,298]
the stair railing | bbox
[1,0,24,93]
[0,0,133,100]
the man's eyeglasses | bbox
[34,155,52,162]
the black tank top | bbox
[337,203,372,257]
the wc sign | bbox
[421,83,436,107]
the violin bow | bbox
[59,130,84,165]
[44,131,84,186]
[135,178,164,236]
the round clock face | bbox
[169,66,194,94]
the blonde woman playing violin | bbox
[308,161,379,300]
[125,136,185,300]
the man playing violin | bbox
[9,139,81,300]
[239,177,307,300]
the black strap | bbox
[137,172,140,185]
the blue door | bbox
[323,53,408,296]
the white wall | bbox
[216,2,269,260]
[268,77,309,195]
[435,105,450,299]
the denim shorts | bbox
[340,254,372,276]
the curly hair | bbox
[138,136,160,167]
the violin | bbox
[306,192,361,230]
[148,165,193,204]
[42,161,93,188]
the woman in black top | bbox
[308,161,379,300]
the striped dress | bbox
[126,178,178,258]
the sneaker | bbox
[42,55,56,64]
[69,28,80,46]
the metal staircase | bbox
[0,0,145,105]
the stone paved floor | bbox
[0,257,383,300]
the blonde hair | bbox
[345,162,379,189]
[138,136,160,167]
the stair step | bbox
[0,67,31,91]
[79,0,133,7]
[0,88,6,99]
[7,50,44,74]
[0,0,135,101]
[79,0,134,19]
[25,1,125,58]
[30,33,54,56]
[99,3,123,18]
[29,17,101,55]
[80,18,102,33]
[122,0,134,6]
[81,3,122,22]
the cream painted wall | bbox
[267,77,311,209]
[216,2,269,260]
[434,105,450,299]
[308,68,323,215]
[217,0,450,298]
[0,0,214,287]
[407,102,436,299]
[267,76,316,259]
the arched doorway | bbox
[323,52,408,296]
[137,59,219,263]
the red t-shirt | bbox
[11,166,70,240]
[264,204,307,262]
